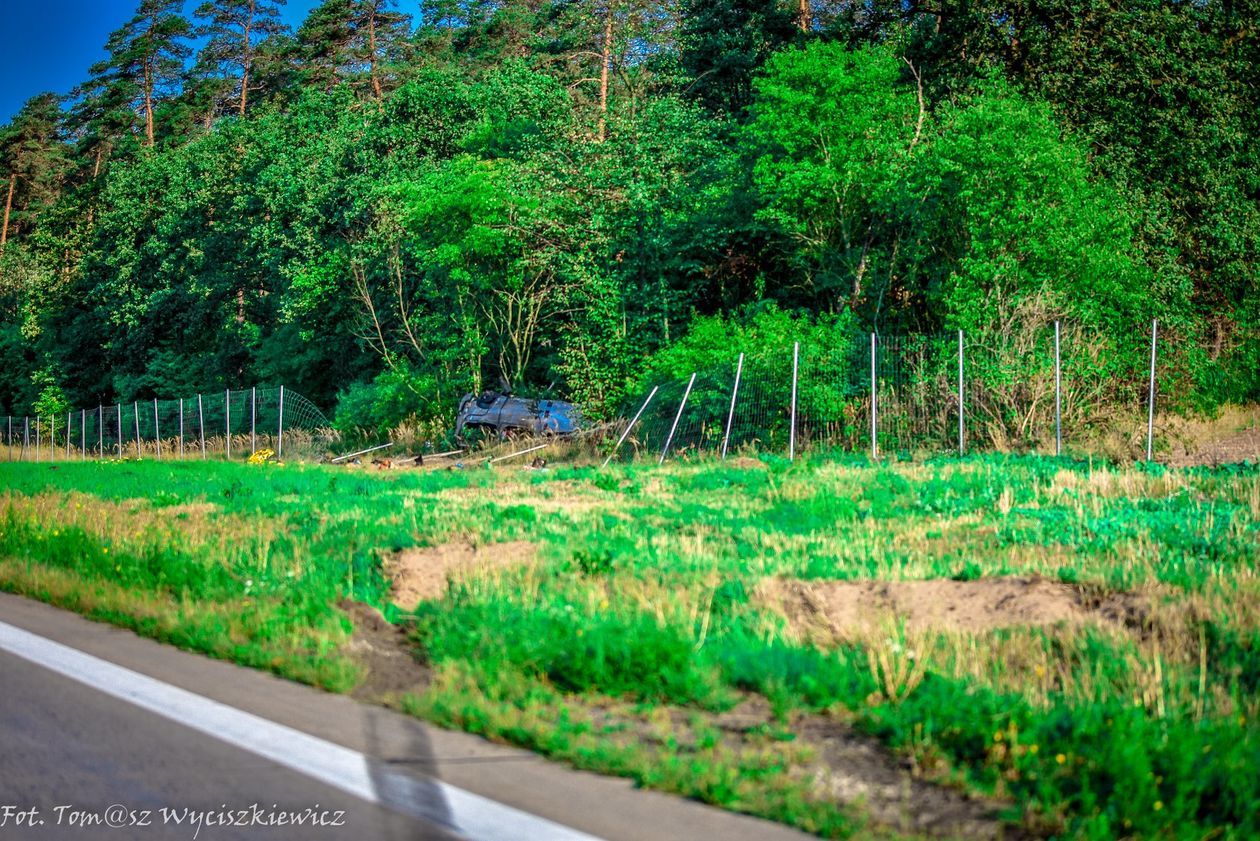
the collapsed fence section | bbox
[604,320,1167,464]
[1,386,334,462]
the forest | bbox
[0,0,1257,433]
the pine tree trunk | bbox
[369,6,383,99]
[597,5,613,141]
[0,172,15,259]
[144,62,156,147]
[797,0,811,31]
[239,1,255,117]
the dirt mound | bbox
[385,539,537,609]
[761,576,1130,638]
[338,600,430,702]
[727,456,768,470]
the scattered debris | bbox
[488,442,550,465]
[330,442,394,464]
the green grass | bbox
[0,453,1257,838]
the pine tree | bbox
[296,0,413,98]
[0,94,70,258]
[193,0,291,118]
[81,0,193,148]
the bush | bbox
[333,366,445,437]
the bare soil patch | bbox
[795,714,1020,838]
[1158,405,1260,467]
[338,600,430,702]
[727,456,768,470]
[586,694,1016,838]
[760,575,1148,639]
[385,539,537,609]
[714,698,1014,836]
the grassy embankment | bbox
[0,454,1257,838]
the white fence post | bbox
[35,416,40,462]
[869,333,878,460]
[789,342,799,461]
[116,404,123,459]
[1054,321,1062,457]
[958,329,965,457]
[154,398,161,459]
[225,389,231,459]
[251,386,257,455]
[603,386,658,468]
[277,385,285,459]
[133,402,140,458]
[198,394,206,459]
[721,353,744,460]
[1146,319,1158,462]
[179,398,185,458]
[659,373,697,465]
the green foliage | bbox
[333,364,443,433]
[0,0,1253,431]
[30,368,70,422]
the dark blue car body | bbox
[455,391,582,439]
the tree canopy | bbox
[0,0,1255,427]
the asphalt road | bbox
[0,648,457,841]
[0,594,813,841]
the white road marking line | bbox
[0,620,603,841]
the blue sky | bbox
[0,0,323,125]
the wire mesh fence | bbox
[0,321,1177,467]
[603,320,1168,464]
[0,386,335,462]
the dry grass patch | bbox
[0,490,284,566]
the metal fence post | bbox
[958,329,965,457]
[80,410,85,461]
[225,389,231,459]
[23,416,29,461]
[721,353,744,460]
[66,412,71,459]
[197,394,206,459]
[98,405,103,457]
[602,385,658,468]
[179,398,185,458]
[36,416,40,462]
[116,404,122,459]
[870,333,878,460]
[133,401,140,459]
[277,385,284,459]
[1146,319,1158,462]
[1054,321,1062,457]
[251,386,256,455]
[154,398,161,459]
[789,342,799,461]
[659,373,697,465]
